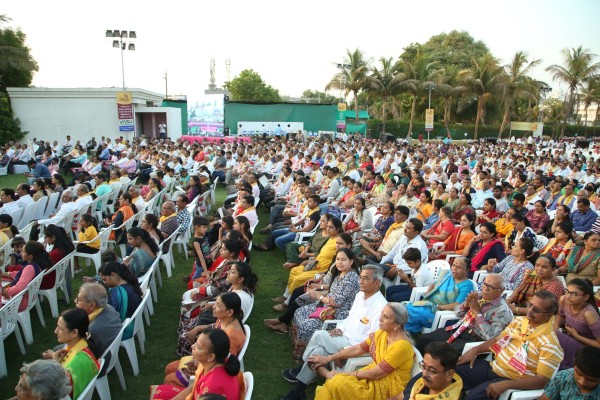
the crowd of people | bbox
[1,132,600,399]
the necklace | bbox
[220,318,234,330]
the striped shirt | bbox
[491,317,563,380]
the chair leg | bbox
[95,376,111,400]
[137,326,146,354]
[114,359,126,390]
[121,341,139,376]
[15,324,25,355]
[35,302,46,327]
[45,291,59,319]
[18,312,33,345]
[0,340,7,378]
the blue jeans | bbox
[270,228,290,249]
[386,284,411,302]
[274,231,297,250]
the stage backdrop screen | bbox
[187,94,224,136]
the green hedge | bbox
[367,119,598,139]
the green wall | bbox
[162,99,188,135]
[224,102,337,135]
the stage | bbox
[181,135,252,145]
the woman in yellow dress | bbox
[309,303,414,400]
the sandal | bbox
[273,303,288,312]
[267,323,289,334]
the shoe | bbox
[271,296,287,303]
[254,245,270,251]
[259,225,272,234]
[273,303,288,312]
[281,366,302,383]
[264,318,280,326]
[267,322,289,334]
[280,388,306,400]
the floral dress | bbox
[290,269,360,359]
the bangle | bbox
[355,370,359,378]
[319,295,324,301]
[320,284,324,290]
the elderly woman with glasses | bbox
[12,359,71,400]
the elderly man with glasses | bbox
[158,200,180,252]
[416,273,513,355]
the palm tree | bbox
[364,57,402,134]
[434,66,465,136]
[542,98,565,139]
[546,46,600,138]
[395,50,439,139]
[325,48,371,123]
[579,77,600,137]
[458,54,504,140]
[497,51,542,139]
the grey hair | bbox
[62,190,75,200]
[486,273,505,290]
[20,359,71,400]
[362,264,383,285]
[80,282,108,308]
[129,185,140,194]
[387,302,409,326]
[440,206,453,218]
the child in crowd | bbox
[6,236,26,273]
[185,217,212,283]
[73,214,100,272]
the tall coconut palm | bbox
[497,51,542,139]
[458,54,504,140]
[396,50,439,139]
[325,48,371,123]
[579,78,600,136]
[546,46,600,138]
[364,57,402,134]
[435,66,465,136]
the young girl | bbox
[6,236,26,273]
[185,217,212,283]
[74,214,100,272]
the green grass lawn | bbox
[0,174,318,399]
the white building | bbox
[576,101,599,126]
[6,87,182,144]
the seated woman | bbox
[342,197,373,237]
[507,254,564,317]
[140,213,163,246]
[285,214,332,270]
[544,204,573,238]
[494,207,515,238]
[144,177,163,202]
[477,198,501,226]
[432,214,475,261]
[329,180,360,218]
[415,190,434,222]
[404,257,474,334]
[421,206,455,249]
[504,213,537,253]
[368,178,395,207]
[161,292,246,394]
[123,227,160,278]
[451,193,475,224]
[554,279,600,370]
[1,241,52,311]
[561,231,600,285]
[366,174,386,201]
[11,359,72,400]
[187,239,242,303]
[0,214,19,246]
[42,224,75,291]
[187,175,205,203]
[104,192,137,244]
[177,261,257,356]
[483,237,535,291]
[233,216,253,256]
[540,221,574,268]
[153,328,242,400]
[526,200,550,235]
[41,308,99,399]
[32,179,49,201]
[432,181,449,204]
[445,187,460,212]
[308,303,414,400]
[271,247,360,359]
[463,222,506,276]
[99,261,143,339]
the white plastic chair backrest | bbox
[98,192,111,210]
[11,207,24,227]
[243,372,254,400]
[160,229,179,252]
[547,209,556,220]
[97,226,114,253]
[18,201,37,229]
[0,290,24,340]
[22,272,45,314]
[426,260,451,281]
[124,291,148,338]
[238,324,251,362]
[0,238,14,267]
[138,257,160,292]
[411,348,424,377]
[33,196,49,220]
[101,318,128,372]
[44,254,72,290]
[535,235,549,251]
[45,192,60,214]
[242,299,254,324]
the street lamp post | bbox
[105,30,136,91]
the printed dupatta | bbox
[567,245,600,274]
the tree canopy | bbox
[0,16,38,91]
[224,69,280,102]
[301,89,337,104]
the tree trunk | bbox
[594,106,600,136]
[560,90,575,139]
[498,98,511,140]
[444,97,451,136]
[474,97,482,140]
[406,94,417,140]
[381,99,386,135]
[354,90,359,123]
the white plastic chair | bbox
[472,270,488,284]
[173,218,193,260]
[10,207,24,229]
[77,358,105,400]
[547,209,556,220]
[44,192,60,218]
[294,225,318,244]
[159,230,179,278]
[32,196,49,221]
[425,260,451,281]
[0,159,10,176]
[243,371,254,400]
[108,216,136,256]
[119,290,149,376]
[535,235,549,251]
[0,290,26,377]
[17,201,37,230]
[72,226,113,275]
[38,254,72,319]
[17,272,46,344]
[18,222,35,243]
[94,319,128,399]
[239,324,251,372]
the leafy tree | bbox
[301,89,337,104]
[364,57,402,133]
[546,46,600,138]
[224,69,280,102]
[579,78,600,136]
[0,15,38,91]
[434,66,465,136]
[496,51,542,138]
[542,97,565,139]
[458,54,504,139]
[0,92,27,142]
[396,50,440,138]
[325,48,371,122]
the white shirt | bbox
[381,234,429,271]
[337,291,387,345]
[414,265,435,287]
[16,195,34,209]
[38,201,78,226]
[0,201,20,215]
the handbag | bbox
[345,219,359,232]
[309,306,337,321]
[303,258,318,271]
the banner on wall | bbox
[116,91,134,132]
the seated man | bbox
[277,264,387,400]
[398,342,464,400]
[454,290,563,400]
[416,273,513,355]
[540,346,600,400]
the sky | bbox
[2,0,600,100]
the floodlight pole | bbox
[120,38,125,91]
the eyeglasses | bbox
[419,361,447,376]
[16,380,31,392]
[481,282,501,291]
[525,302,553,315]
[564,290,583,297]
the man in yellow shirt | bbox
[456,290,563,400]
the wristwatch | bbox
[319,295,324,301]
